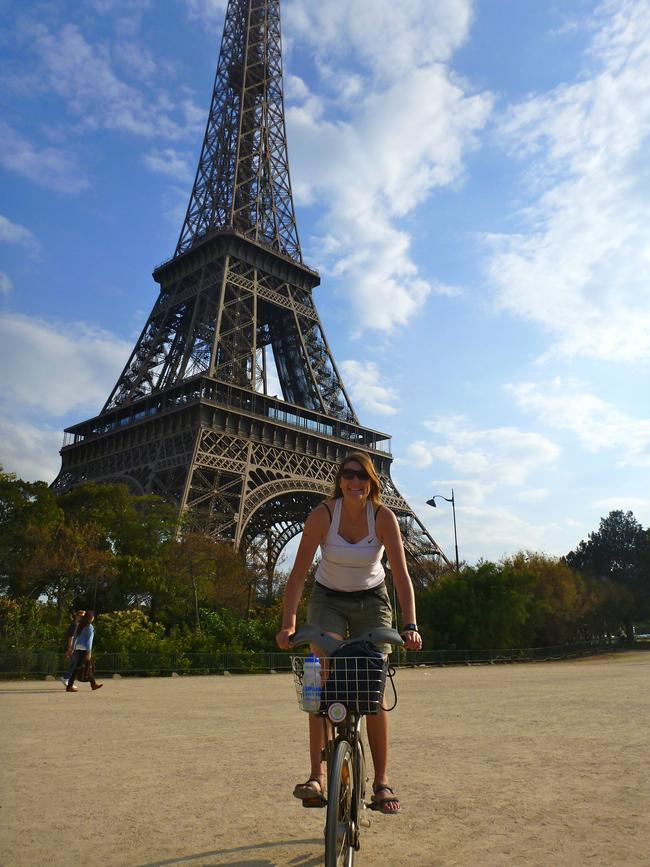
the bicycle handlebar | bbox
[289,623,404,656]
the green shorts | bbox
[307,581,394,654]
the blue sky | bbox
[1,0,649,566]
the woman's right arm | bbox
[275,506,328,649]
[86,624,94,658]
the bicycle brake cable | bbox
[384,665,398,711]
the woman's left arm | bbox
[377,507,422,651]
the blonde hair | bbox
[332,452,381,507]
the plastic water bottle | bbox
[302,654,321,712]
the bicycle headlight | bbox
[327,702,347,724]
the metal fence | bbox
[0,640,626,680]
[398,641,624,666]
[0,650,292,679]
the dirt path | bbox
[1,651,649,866]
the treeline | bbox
[418,509,650,648]
[0,469,283,657]
[0,600,281,660]
[419,542,649,650]
[1,468,649,656]
[0,472,267,620]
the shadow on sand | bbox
[137,838,324,867]
[0,688,67,695]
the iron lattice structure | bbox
[176,0,300,261]
[52,0,448,583]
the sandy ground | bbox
[1,651,649,867]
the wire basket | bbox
[291,655,388,715]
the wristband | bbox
[404,623,419,633]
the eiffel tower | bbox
[52,0,447,580]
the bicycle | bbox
[290,624,404,867]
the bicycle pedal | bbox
[302,796,327,809]
[360,816,371,828]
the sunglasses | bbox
[340,468,371,481]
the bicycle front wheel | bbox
[325,739,355,867]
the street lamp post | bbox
[426,489,460,572]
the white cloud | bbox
[338,360,398,416]
[0,418,62,483]
[420,415,560,487]
[486,0,650,361]
[0,314,135,482]
[593,496,650,526]
[182,0,228,28]
[282,1,491,332]
[0,273,13,296]
[1,13,206,199]
[407,486,560,563]
[508,379,650,468]
[284,0,474,77]
[516,488,550,504]
[23,23,201,143]
[0,121,89,194]
[263,350,283,401]
[285,74,311,103]
[0,314,132,416]
[0,214,36,248]
[160,186,192,230]
[404,441,434,467]
[34,24,163,136]
[90,0,150,16]
[114,40,157,81]
[143,148,193,182]
[454,504,551,555]
[180,98,205,131]
[440,479,491,510]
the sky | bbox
[1,0,649,566]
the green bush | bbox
[0,597,59,652]
[96,609,166,653]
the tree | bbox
[418,561,536,650]
[161,533,252,629]
[96,610,166,653]
[0,469,63,599]
[407,556,454,594]
[41,522,115,621]
[0,596,59,652]
[55,483,177,615]
[502,551,588,646]
[566,510,650,642]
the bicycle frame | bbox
[320,707,366,861]
[290,624,403,866]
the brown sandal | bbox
[370,784,400,814]
[293,778,327,808]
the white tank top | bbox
[314,499,385,592]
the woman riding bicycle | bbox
[275,452,422,814]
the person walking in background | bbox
[60,609,85,687]
[66,610,103,692]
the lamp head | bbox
[426,498,437,508]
